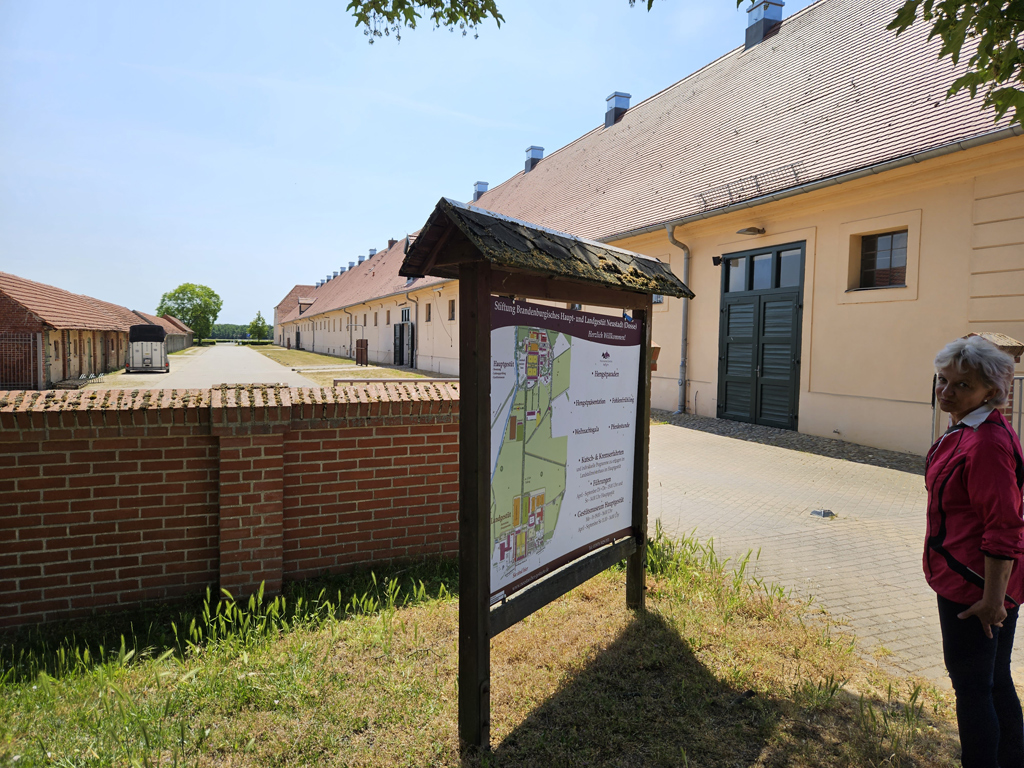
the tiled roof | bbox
[473,0,1018,241]
[132,310,191,335]
[161,315,193,334]
[280,239,449,325]
[274,284,316,323]
[0,271,135,331]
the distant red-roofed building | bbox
[132,310,195,352]
[0,271,136,388]
[274,285,315,347]
[274,240,454,369]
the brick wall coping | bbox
[0,382,460,414]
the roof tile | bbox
[279,238,448,325]
[0,271,136,331]
[472,0,1015,240]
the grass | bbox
[0,531,962,767]
[253,346,456,387]
[252,346,358,369]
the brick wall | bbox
[0,294,46,390]
[0,383,460,629]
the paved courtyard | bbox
[650,421,1024,688]
[87,344,317,389]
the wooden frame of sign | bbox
[400,199,693,753]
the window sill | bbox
[844,284,907,294]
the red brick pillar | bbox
[218,434,285,597]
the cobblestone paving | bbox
[651,409,925,475]
[649,415,1023,688]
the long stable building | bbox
[276,0,1024,455]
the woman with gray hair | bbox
[925,335,1024,767]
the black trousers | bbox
[938,594,1024,768]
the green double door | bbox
[716,242,804,431]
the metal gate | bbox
[0,333,42,390]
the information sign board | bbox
[488,298,641,602]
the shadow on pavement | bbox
[652,409,925,476]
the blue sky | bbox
[0,0,818,325]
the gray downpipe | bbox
[665,224,690,414]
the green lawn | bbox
[0,531,961,767]
[254,346,356,369]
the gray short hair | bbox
[934,336,1015,407]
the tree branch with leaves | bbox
[887,1,1023,127]
[346,0,503,42]
[344,0,659,43]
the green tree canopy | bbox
[211,323,248,339]
[888,1,1024,128]
[248,311,270,342]
[156,284,223,342]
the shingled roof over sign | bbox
[471,0,1022,241]
[401,198,693,299]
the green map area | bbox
[490,327,571,576]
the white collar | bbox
[955,404,995,430]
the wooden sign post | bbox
[401,199,693,752]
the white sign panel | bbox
[489,298,640,602]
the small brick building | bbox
[0,272,192,390]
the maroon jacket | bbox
[924,409,1024,607]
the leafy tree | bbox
[211,323,248,339]
[888,1,1024,127]
[156,283,223,343]
[248,311,270,342]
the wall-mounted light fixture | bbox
[736,226,765,236]
[712,256,723,266]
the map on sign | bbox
[489,298,640,602]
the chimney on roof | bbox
[333,271,339,278]
[388,238,397,248]
[473,181,488,201]
[368,248,377,257]
[349,261,356,270]
[525,146,544,173]
[339,266,346,273]
[746,0,784,49]
[605,92,631,128]
[358,255,365,264]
